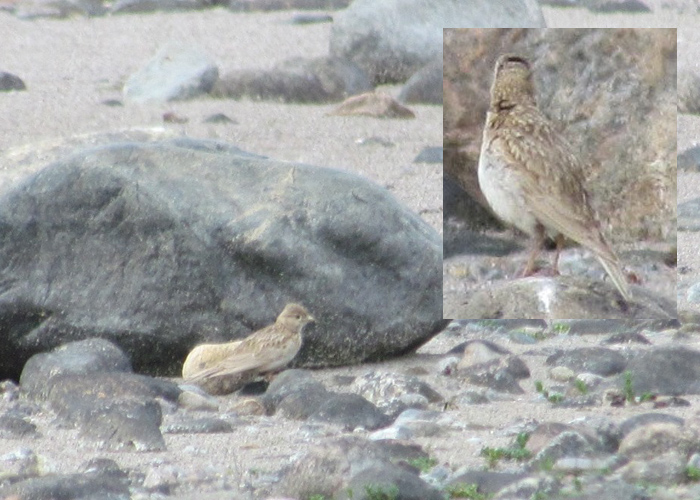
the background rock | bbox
[124,42,219,102]
[330,0,545,85]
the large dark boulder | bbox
[0,138,444,379]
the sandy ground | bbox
[0,8,442,232]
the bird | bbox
[182,303,315,395]
[477,54,631,302]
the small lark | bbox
[477,54,630,302]
[183,303,315,394]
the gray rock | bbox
[339,462,443,500]
[583,0,651,11]
[398,58,443,105]
[618,412,684,438]
[679,146,700,171]
[19,338,132,400]
[330,0,544,84]
[43,372,178,451]
[459,359,525,394]
[0,412,39,439]
[227,0,351,11]
[111,0,210,12]
[529,431,602,470]
[546,347,627,377]
[308,393,391,431]
[0,468,130,500]
[353,371,443,417]
[413,147,443,164]
[493,475,560,500]
[213,56,371,103]
[0,71,26,91]
[622,347,700,395]
[124,42,219,102]
[0,139,444,379]
[275,436,428,498]
[162,417,233,434]
[447,470,526,496]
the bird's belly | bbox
[478,148,539,236]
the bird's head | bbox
[277,303,316,332]
[490,54,536,111]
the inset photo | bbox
[443,28,676,320]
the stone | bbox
[124,42,219,102]
[161,417,233,434]
[227,0,350,11]
[413,147,443,164]
[213,56,371,103]
[0,139,445,379]
[0,468,130,499]
[0,412,39,439]
[308,393,391,431]
[338,462,444,500]
[398,58,442,105]
[352,371,443,417]
[622,347,700,395]
[0,71,26,91]
[19,338,132,400]
[546,347,627,377]
[330,0,544,85]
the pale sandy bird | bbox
[477,54,631,302]
[183,303,315,394]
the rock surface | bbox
[0,138,443,379]
[330,0,545,85]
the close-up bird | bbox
[477,54,631,302]
[182,303,316,394]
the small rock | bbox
[0,71,26,91]
[309,393,391,431]
[550,366,575,382]
[413,147,443,164]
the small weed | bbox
[623,371,635,402]
[480,432,531,469]
[445,482,492,499]
[687,465,700,482]
[308,495,327,500]
[639,392,655,402]
[531,492,549,500]
[538,456,555,472]
[573,379,588,395]
[535,381,564,404]
[364,484,399,500]
[551,323,570,335]
[407,456,438,473]
[573,476,583,492]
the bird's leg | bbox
[551,233,565,275]
[522,224,546,277]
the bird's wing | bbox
[494,106,612,256]
[184,325,284,382]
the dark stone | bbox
[101,99,123,107]
[447,470,526,495]
[585,0,651,11]
[19,338,132,400]
[40,371,179,450]
[111,0,210,14]
[353,371,444,418]
[546,347,627,376]
[261,369,328,415]
[0,139,444,379]
[602,331,651,345]
[290,13,333,24]
[227,0,350,11]
[398,58,442,105]
[162,417,234,434]
[202,113,237,124]
[276,383,330,420]
[309,393,391,431]
[275,436,429,498]
[340,462,443,500]
[622,347,700,395]
[0,412,39,439]
[0,469,130,500]
[413,147,443,164]
[0,72,27,91]
[213,56,372,103]
[678,147,700,172]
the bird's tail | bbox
[595,252,631,303]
